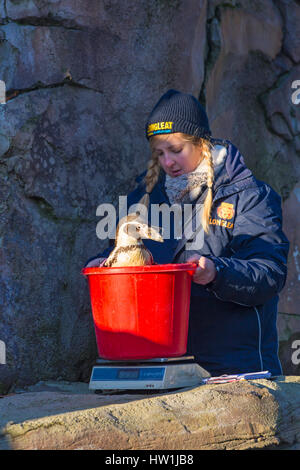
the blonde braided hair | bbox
[138,151,160,208]
[141,133,214,233]
[196,137,214,233]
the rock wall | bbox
[0,0,299,391]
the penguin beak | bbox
[140,224,164,242]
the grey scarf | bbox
[165,144,227,205]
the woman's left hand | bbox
[186,255,217,285]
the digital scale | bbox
[89,356,211,391]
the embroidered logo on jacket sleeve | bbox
[210,202,235,229]
[217,202,235,220]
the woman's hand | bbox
[186,255,216,285]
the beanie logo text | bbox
[147,121,173,137]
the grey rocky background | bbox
[0,0,299,393]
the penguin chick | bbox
[104,213,163,267]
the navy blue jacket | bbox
[89,139,289,376]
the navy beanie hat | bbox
[145,89,211,140]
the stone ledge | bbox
[0,376,300,450]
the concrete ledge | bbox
[1,376,300,450]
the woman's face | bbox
[151,133,202,177]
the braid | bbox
[139,141,161,208]
[144,153,160,194]
[201,139,214,233]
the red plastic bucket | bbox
[82,263,197,360]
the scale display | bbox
[91,367,165,381]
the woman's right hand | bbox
[186,254,216,285]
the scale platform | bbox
[89,356,211,391]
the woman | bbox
[86,89,289,376]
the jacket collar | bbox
[209,138,254,200]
